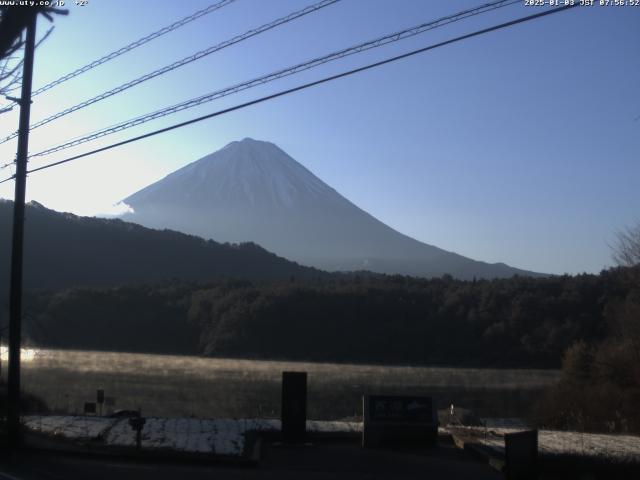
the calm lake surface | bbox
[16,349,560,420]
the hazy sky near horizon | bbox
[0,0,638,275]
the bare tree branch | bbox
[612,222,640,267]
[0,25,55,112]
[0,6,66,101]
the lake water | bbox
[16,348,560,420]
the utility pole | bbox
[7,13,37,448]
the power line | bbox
[0,2,578,186]
[28,0,520,160]
[0,0,341,145]
[0,0,237,114]
[33,0,237,97]
[1,158,14,170]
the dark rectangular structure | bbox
[281,371,307,444]
[505,429,538,480]
[363,395,438,447]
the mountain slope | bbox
[0,200,324,293]
[122,138,543,279]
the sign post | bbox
[281,371,307,444]
[129,416,146,452]
[97,389,104,416]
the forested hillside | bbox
[0,200,324,293]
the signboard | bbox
[128,417,146,431]
[363,395,438,447]
[505,430,538,480]
[369,396,434,422]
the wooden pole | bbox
[8,12,37,448]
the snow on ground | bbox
[452,426,640,464]
[25,416,639,462]
[23,415,117,440]
[23,416,361,457]
[307,420,361,434]
[538,430,640,462]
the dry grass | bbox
[18,349,559,420]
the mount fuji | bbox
[121,138,540,279]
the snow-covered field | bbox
[452,426,640,464]
[23,415,362,457]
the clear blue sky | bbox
[0,0,638,275]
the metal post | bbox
[8,13,37,447]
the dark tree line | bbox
[25,282,200,355]
[186,269,633,368]
[23,266,639,370]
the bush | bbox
[534,292,640,433]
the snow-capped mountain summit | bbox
[122,138,540,279]
[133,138,335,210]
